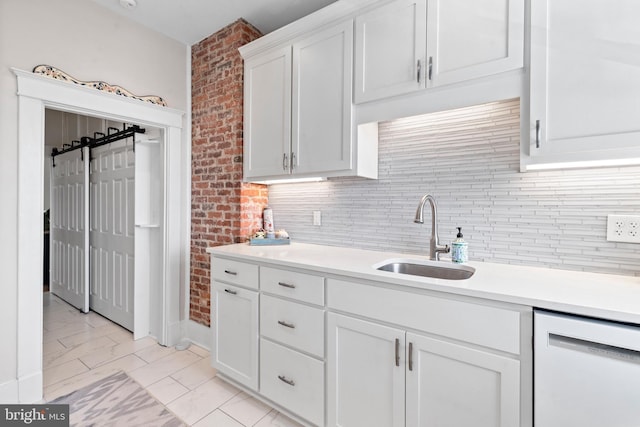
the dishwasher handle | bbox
[549,333,640,364]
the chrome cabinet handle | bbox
[283,153,289,171]
[278,320,295,329]
[224,289,237,295]
[291,152,296,171]
[395,338,400,367]
[224,270,237,276]
[535,119,541,148]
[417,59,422,83]
[278,375,295,386]
[278,281,296,289]
[428,56,433,80]
[408,342,414,371]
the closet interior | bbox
[45,108,164,337]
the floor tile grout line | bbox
[220,407,250,427]
[45,293,290,427]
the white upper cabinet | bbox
[354,0,524,104]
[243,46,292,178]
[527,0,640,168]
[242,20,377,182]
[427,0,524,87]
[292,20,354,176]
[354,0,427,103]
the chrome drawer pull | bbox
[224,289,237,295]
[224,270,237,276]
[278,375,295,386]
[395,338,400,367]
[278,320,296,329]
[278,281,296,289]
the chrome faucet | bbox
[414,194,450,261]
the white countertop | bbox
[207,242,640,324]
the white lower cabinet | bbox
[211,281,259,390]
[328,313,522,427]
[327,313,405,427]
[406,332,520,427]
[210,255,531,427]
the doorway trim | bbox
[13,68,185,402]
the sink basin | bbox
[375,258,475,280]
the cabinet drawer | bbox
[260,266,324,305]
[261,294,325,358]
[211,256,259,290]
[327,278,526,355]
[260,338,325,426]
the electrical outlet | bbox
[313,210,322,226]
[606,214,640,243]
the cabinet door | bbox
[244,46,292,179]
[293,20,353,175]
[211,281,259,390]
[354,0,427,103]
[327,313,405,427]
[529,0,640,161]
[406,332,520,427]
[427,0,523,87]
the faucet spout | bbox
[415,194,450,261]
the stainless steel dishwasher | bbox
[534,310,640,427]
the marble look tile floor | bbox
[43,293,303,427]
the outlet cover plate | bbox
[606,214,640,243]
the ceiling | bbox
[89,0,338,46]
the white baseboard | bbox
[0,378,19,403]
[18,371,43,403]
[166,320,183,347]
[184,319,211,351]
[0,371,42,404]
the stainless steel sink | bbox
[375,258,475,280]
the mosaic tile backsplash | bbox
[268,98,640,276]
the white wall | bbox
[268,99,640,277]
[0,0,188,400]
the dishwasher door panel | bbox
[535,310,640,427]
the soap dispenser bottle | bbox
[451,227,468,264]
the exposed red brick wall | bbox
[190,19,267,326]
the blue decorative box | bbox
[249,237,291,246]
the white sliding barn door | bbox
[50,148,90,313]
[89,140,135,331]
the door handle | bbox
[408,342,413,371]
[428,56,433,81]
[417,59,422,83]
[224,269,237,276]
[535,119,541,148]
[283,153,289,171]
[224,289,237,295]
[395,338,400,367]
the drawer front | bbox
[260,266,325,305]
[327,278,525,355]
[211,256,259,290]
[260,338,325,426]
[261,294,325,358]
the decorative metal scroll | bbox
[32,65,167,107]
